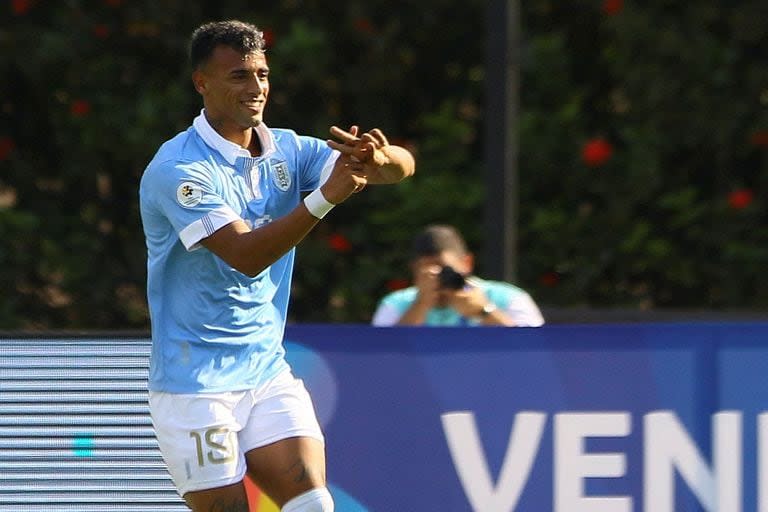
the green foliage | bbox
[1,1,767,329]
[518,0,768,310]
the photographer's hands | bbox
[449,281,516,326]
[447,284,497,321]
[394,263,441,325]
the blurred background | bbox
[1,0,767,330]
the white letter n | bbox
[644,411,741,512]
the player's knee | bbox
[281,487,334,512]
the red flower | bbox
[70,99,92,117]
[750,131,768,147]
[602,0,624,16]
[582,137,613,167]
[353,18,375,35]
[386,278,410,291]
[93,24,110,39]
[11,0,32,15]
[539,271,561,287]
[728,189,754,210]
[262,29,275,48]
[0,137,15,160]
[328,233,352,252]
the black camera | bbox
[438,265,466,290]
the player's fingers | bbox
[359,133,377,145]
[327,139,356,155]
[327,140,370,161]
[367,128,389,147]
[329,125,360,144]
[352,174,368,193]
[341,141,373,164]
[356,141,377,158]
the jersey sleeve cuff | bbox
[178,206,241,251]
[318,151,339,186]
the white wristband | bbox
[303,189,335,219]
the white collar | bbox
[192,109,275,165]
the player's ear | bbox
[192,70,207,95]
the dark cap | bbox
[411,224,468,258]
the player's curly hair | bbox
[189,20,266,70]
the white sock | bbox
[281,487,334,512]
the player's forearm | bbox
[206,206,321,278]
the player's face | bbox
[193,45,270,131]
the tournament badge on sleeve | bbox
[176,181,203,208]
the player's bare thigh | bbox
[246,436,327,507]
[182,437,325,511]
[183,481,249,511]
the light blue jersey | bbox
[139,111,337,393]
[371,278,545,327]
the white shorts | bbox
[149,370,324,496]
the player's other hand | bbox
[320,129,368,204]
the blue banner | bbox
[282,322,768,512]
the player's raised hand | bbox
[327,125,415,184]
[328,126,388,165]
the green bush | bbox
[0,1,766,329]
[518,0,768,310]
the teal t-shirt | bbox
[371,278,544,327]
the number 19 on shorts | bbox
[189,427,235,466]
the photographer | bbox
[371,224,545,327]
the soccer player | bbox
[139,20,414,512]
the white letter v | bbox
[441,411,546,512]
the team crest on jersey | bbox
[176,181,203,208]
[270,160,291,191]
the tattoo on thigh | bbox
[286,459,310,484]
[209,497,249,512]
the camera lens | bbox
[438,266,466,290]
